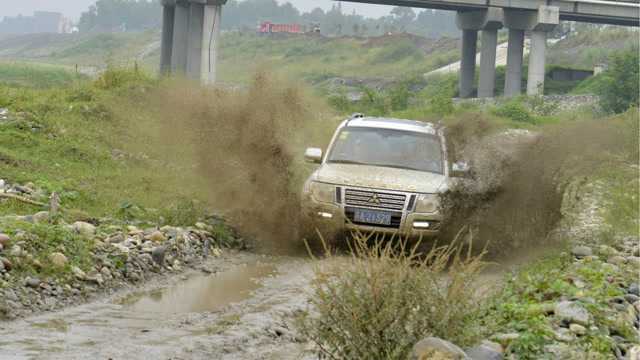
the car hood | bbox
[313,163,447,193]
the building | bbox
[0,11,73,34]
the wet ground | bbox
[0,246,553,360]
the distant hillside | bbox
[547,28,638,69]
[0,31,460,85]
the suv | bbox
[301,115,468,241]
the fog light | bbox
[317,212,333,219]
[413,221,430,229]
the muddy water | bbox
[120,263,277,314]
[0,248,551,360]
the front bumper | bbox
[302,197,443,239]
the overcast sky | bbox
[0,1,394,21]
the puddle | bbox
[121,262,277,314]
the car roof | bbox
[345,116,438,135]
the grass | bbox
[299,231,487,359]
[0,67,208,220]
[0,62,85,88]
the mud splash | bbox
[120,263,277,314]
[441,111,639,254]
[114,73,334,252]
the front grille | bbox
[345,207,402,229]
[344,188,407,211]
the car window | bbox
[327,127,444,174]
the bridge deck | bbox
[343,0,640,26]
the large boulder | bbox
[72,222,96,237]
[48,252,68,268]
[411,337,470,360]
[555,301,591,325]
[0,234,10,247]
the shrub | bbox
[596,49,640,114]
[430,94,454,116]
[299,231,486,359]
[493,99,534,123]
[388,83,410,111]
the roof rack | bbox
[350,113,365,119]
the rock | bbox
[624,294,640,304]
[628,345,640,360]
[33,211,49,224]
[71,266,86,280]
[569,323,587,335]
[149,231,166,243]
[9,245,22,257]
[100,267,111,279]
[48,252,68,268]
[106,233,125,244]
[608,256,627,265]
[572,246,592,258]
[0,257,12,271]
[628,257,640,269]
[599,245,618,256]
[212,248,222,257]
[86,272,104,285]
[0,234,10,246]
[555,301,591,325]
[72,221,96,237]
[466,341,503,360]
[112,243,130,254]
[629,283,640,297]
[25,277,41,288]
[411,337,470,360]
[553,328,575,342]
[0,243,3,252]
[151,246,166,265]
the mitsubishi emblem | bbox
[368,194,381,204]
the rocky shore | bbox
[0,179,243,320]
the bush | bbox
[299,231,486,359]
[493,99,534,123]
[596,49,639,114]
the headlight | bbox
[414,194,440,213]
[310,182,335,204]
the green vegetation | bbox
[595,50,640,114]
[0,67,203,220]
[0,63,84,88]
[300,233,486,359]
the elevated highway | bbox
[159,0,639,98]
[344,0,640,26]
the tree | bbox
[390,6,416,32]
[597,49,640,113]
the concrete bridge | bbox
[159,0,639,98]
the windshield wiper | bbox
[328,159,368,165]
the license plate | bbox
[353,209,392,226]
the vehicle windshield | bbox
[327,127,444,174]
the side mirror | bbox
[451,161,471,177]
[305,148,323,164]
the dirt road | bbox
[0,251,315,360]
[0,246,549,360]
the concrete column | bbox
[201,4,222,85]
[186,2,204,81]
[456,9,503,99]
[504,29,524,97]
[459,29,478,98]
[171,1,189,74]
[160,4,175,75]
[527,30,547,95]
[478,28,498,98]
[503,6,559,97]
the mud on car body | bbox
[301,115,470,243]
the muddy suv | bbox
[301,115,468,241]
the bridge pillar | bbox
[459,29,477,98]
[504,28,524,97]
[186,2,205,81]
[504,6,559,97]
[160,1,175,75]
[170,1,189,74]
[201,3,223,85]
[527,7,559,95]
[456,9,503,98]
